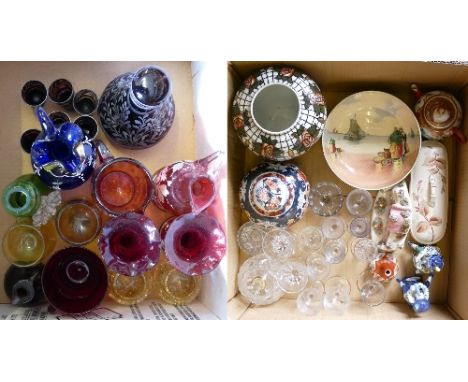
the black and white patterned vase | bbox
[98,66,175,150]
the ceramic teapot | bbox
[411,84,466,143]
[31,107,96,190]
[396,274,433,313]
[407,241,444,274]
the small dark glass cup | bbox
[73,89,98,114]
[20,129,41,153]
[21,80,47,107]
[49,111,70,127]
[48,79,74,108]
[74,115,99,140]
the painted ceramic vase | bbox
[411,84,466,143]
[92,140,154,216]
[408,241,444,274]
[371,254,399,282]
[323,91,421,190]
[410,141,448,244]
[42,247,108,313]
[154,151,223,215]
[396,274,433,313]
[2,174,48,218]
[239,162,310,227]
[31,107,96,190]
[371,181,412,252]
[232,66,326,161]
[98,66,175,149]
[3,264,44,306]
[98,212,161,276]
[163,212,226,276]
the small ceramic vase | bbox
[31,107,96,190]
[2,219,56,267]
[240,162,310,227]
[396,274,433,313]
[232,66,326,161]
[108,272,149,305]
[98,66,175,149]
[411,84,466,143]
[237,255,284,306]
[2,174,48,218]
[163,212,226,276]
[154,151,223,215]
[371,254,399,282]
[92,140,154,216]
[42,247,108,313]
[99,212,161,276]
[150,261,201,305]
[371,181,411,252]
[3,264,44,306]
[407,241,444,274]
[56,199,101,246]
[410,141,448,244]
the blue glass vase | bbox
[30,107,96,190]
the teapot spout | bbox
[36,107,57,139]
[410,83,424,100]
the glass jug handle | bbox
[35,106,57,139]
[94,139,114,163]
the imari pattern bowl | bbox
[239,162,310,227]
[232,66,327,161]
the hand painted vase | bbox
[92,140,154,216]
[371,254,399,282]
[163,212,226,276]
[2,174,48,218]
[408,241,444,274]
[4,264,44,306]
[42,247,108,313]
[411,84,466,143]
[154,151,223,215]
[150,261,201,305]
[98,212,161,276]
[410,141,449,244]
[396,274,433,313]
[232,66,326,161]
[98,66,175,149]
[371,181,412,252]
[31,107,96,190]
[239,162,310,227]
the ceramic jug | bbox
[154,151,223,215]
[31,107,96,190]
[97,66,175,149]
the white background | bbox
[1,0,467,381]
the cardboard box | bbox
[0,61,226,320]
[227,61,468,320]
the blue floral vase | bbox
[97,66,175,150]
[31,107,96,190]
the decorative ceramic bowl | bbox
[239,162,310,227]
[323,91,421,190]
[232,66,326,161]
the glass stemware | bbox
[357,271,386,306]
[309,182,344,216]
[305,254,330,281]
[296,281,324,316]
[323,276,351,315]
[237,255,284,305]
[321,216,346,239]
[276,261,309,293]
[351,238,380,263]
[262,229,295,259]
[323,238,347,264]
[349,217,370,238]
[237,221,268,257]
[346,189,373,216]
[297,226,324,254]
[108,272,149,305]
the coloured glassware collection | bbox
[1,66,226,314]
